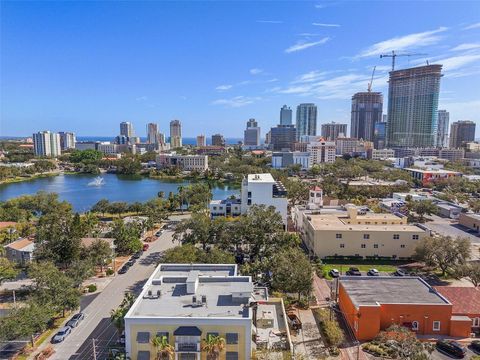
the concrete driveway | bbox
[47,216,185,360]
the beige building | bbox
[307,140,336,164]
[124,264,292,360]
[459,212,480,233]
[300,206,428,259]
[156,154,208,171]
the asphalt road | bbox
[48,216,185,360]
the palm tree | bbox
[110,307,126,333]
[151,335,174,360]
[202,335,226,360]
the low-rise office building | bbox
[404,168,461,186]
[271,151,310,169]
[156,154,208,171]
[299,205,427,259]
[209,198,242,218]
[439,148,465,162]
[459,212,480,233]
[368,148,395,160]
[338,277,471,341]
[124,263,291,360]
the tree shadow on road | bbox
[128,279,149,295]
[139,251,163,266]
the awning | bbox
[174,326,202,336]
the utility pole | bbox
[92,338,97,360]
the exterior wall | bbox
[371,149,395,160]
[5,248,33,265]
[406,169,461,186]
[450,319,473,338]
[307,141,336,164]
[459,213,480,232]
[125,319,251,360]
[156,155,208,171]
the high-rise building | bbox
[33,131,61,157]
[196,135,206,147]
[449,120,476,148]
[437,110,449,148]
[244,118,260,147]
[280,105,293,125]
[321,122,348,141]
[351,92,383,142]
[212,134,225,147]
[170,120,182,148]
[307,140,336,164]
[58,131,76,150]
[387,65,443,148]
[147,123,160,144]
[270,125,296,151]
[120,122,134,137]
[374,122,387,150]
[296,103,317,141]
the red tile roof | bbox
[0,222,17,229]
[435,286,480,315]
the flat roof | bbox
[247,173,275,183]
[341,277,450,307]
[405,168,460,175]
[126,264,258,319]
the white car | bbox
[329,269,340,278]
[367,268,379,276]
[52,326,72,343]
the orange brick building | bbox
[338,277,472,341]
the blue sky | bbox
[1,1,480,138]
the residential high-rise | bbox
[120,122,134,137]
[307,140,336,164]
[296,103,317,141]
[280,105,293,125]
[196,135,206,147]
[58,131,76,150]
[387,65,443,148]
[147,123,160,144]
[244,118,260,147]
[437,110,449,148]
[170,120,182,148]
[212,133,225,147]
[351,92,383,142]
[270,125,296,151]
[321,122,348,141]
[33,131,61,157]
[449,120,476,148]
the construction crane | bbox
[367,66,376,92]
[379,50,428,71]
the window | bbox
[136,332,150,343]
[433,321,441,331]
[373,244,378,249]
[137,351,151,360]
[226,352,239,360]
[412,321,419,331]
[226,333,238,344]
[247,199,252,205]
[340,244,345,248]
[393,234,400,240]
[473,318,480,327]
[361,244,366,248]
[156,332,169,342]
[363,234,370,240]
[400,244,406,248]
[412,234,419,240]
[247,191,252,198]
[213,206,217,210]
[336,233,342,239]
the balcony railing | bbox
[175,343,200,352]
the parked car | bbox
[155,230,163,237]
[132,251,142,259]
[394,268,407,277]
[66,313,85,328]
[126,259,136,267]
[470,340,480,353]
[436,340,466,358]
[52,326,72,343]
[367,269,379,276]
[118,266,128,274]
[143,243,150,251]
[346,267,362,276]
[329,269,340,278]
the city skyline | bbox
[1,1,480,137]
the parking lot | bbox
[430,344,478,360]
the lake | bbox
[0,173,240,212]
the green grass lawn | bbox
[321,263,399,279]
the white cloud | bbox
[215,84,233,91]
[292,70,329,83]
[249,68,263,75]
[266,78,279,82]
[436,54,480,71]
[357,27,448,58]
[256,20,283,24]
[463,22,480,30]
[314,4,326,8]
[451,43,480,51]
[135,96,148,101]
[312,22,340,27]
[298,33,321,37]
[439,99,480,122]
[285,37,330,53]
[212,96,261,108]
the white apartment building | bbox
[307,140,336,164]
[156,154,208,171]
[209,198,242,218]
[59,131,76,150]
[240,173,288,225]
[370,148,395,160]
[33,131,61,157]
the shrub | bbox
[106,268,114,276]
[315,309,344,347]
[87,284,97,293]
